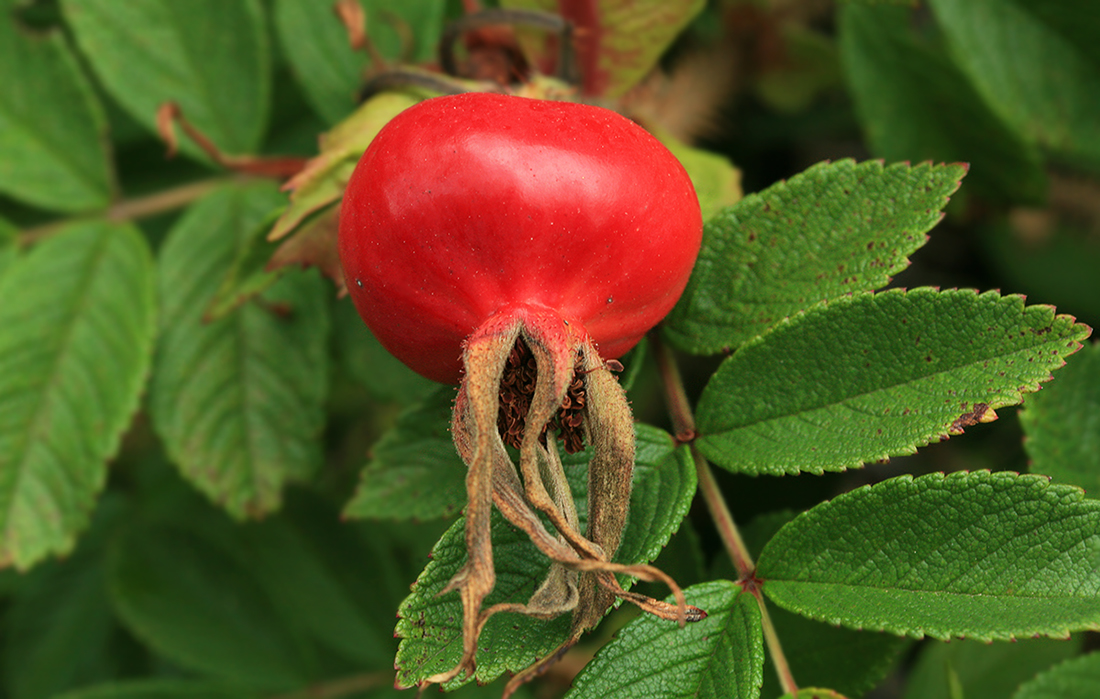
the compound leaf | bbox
[665,160,966,355]
[758,471,1100,640]
[394,424,695,689]
[151,183,329,519]
[696,288,1090,476]
[63,0,270,157]
[343,386,466,521]
[1020,342,1100,496]
[0,221,155,570]
[567,581,763,699]
[0,1,113,212]
[1012,652,1100,699]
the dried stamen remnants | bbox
[497,337,587,453]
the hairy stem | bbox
[650,330,797,696]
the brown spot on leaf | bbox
[949,403,997,434]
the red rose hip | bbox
[338,92,704,690]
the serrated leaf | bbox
[62,0,270,158]
[343,386,465,520]
[1020,342,1100,495]
[394,424,696,689]
[567,581,763,699]
[504,0,704,98]
[106,523,314,690]
[333,295,436,404]
[839,5,1046,203]
[53,680,263,699]
[928,0,1100,169]
[723,512,909,699]
[904,637,1083,699]
[1012,652,1100,699]
[274,0,445,125]
[665,160,966,355]
[758,471,1100,640]
[268,92,420,243]
[696,288,1090,476]
[150,183,329,519]
[0,2,113,212]
[0,221,155,570]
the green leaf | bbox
[0,1,113,212]
[725,511,909,699]
[62,0,270,157]
[53,681,262,699]
[2,497,127,699]
[696,288,1089,476]
[150,183,329,519]
[0,217,17,276]
[904,637,1083,699]
[1012,652,1100,699]
[928,0,1100,169]
[273,0,445,125]
[0,221,155,570]
[394,424,696,689]
[343,386,466,520]
[503,0,704,98]
[566,582,763,699]
[204,206,285,322]
[758,470,1100,640]
[839,5,1047,203]
[665,160,966,355]
[333,295,436,404]
[106,523,315,690]
[1020,342,1100,495]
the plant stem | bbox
[650,330,798,696]
[267,672,391,699]
[19,176,240,244]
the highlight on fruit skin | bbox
[337,92,705,691]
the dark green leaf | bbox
[665,161,966,355]
[696,288,1089,476]
[53,681,263,699]
[343,386,466,520]
[151,183,329,519]
[62,0,270,157]
[759,471,1100,640]
[273,0,445,125]
[0,221,155,570]
[333,295,436,404]
[904,637,1083,699]
[0,217,17,276]
[1020,342,1100,495]
[1012,652,1100,699]
[567,582,763,699]
[203,205,285,322]
[928,0,1100,169]
[106,524,314,690]
[2,498,127,699]
[394,425,696,688]
[0,1,113,211]
[840,5,1046,203]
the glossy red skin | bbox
[339,92,702,384]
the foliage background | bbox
[1,0,1099,698]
